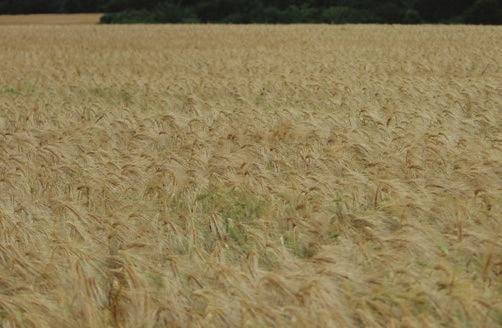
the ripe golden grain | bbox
[0,23,501,327]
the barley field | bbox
[0,22,501,328]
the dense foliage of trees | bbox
[1,0,501,24]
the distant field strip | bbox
[0,25,501,327]
[0,13,101,25]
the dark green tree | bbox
[415,0,474,22]
[464,0,502,24]
[1,0,501,24]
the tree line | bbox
[1,0,501,24]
